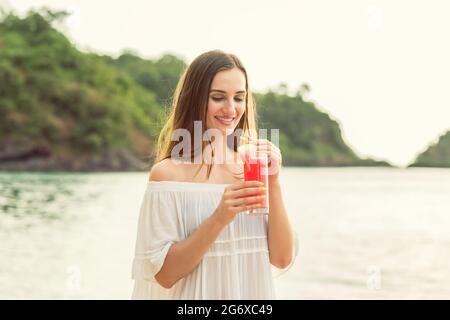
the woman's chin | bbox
[223,126,238,136]
[206,125,236,135]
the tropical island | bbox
[409,130,450,168]
[0,9,396,171]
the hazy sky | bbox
[5,0,450,167]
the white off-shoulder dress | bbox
[131,181,296,300]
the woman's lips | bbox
[215,116,235,125]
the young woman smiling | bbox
[131,50,297,299]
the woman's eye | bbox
[211,96,244,102]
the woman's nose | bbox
[224,98,237,111]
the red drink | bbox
[238,138,269,215]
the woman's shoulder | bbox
[149,158,203,182]
[147,159,227,193]
[149,158,185,182]
[148,158,240,186]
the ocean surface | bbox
[1,167,449,299]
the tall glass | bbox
[237,136,269,215]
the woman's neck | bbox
[209,136,239,165]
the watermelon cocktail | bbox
[237,136,269,215]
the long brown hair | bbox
[155,50,258,179]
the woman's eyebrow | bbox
[210,89,246,94]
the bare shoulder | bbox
[148,158,189,182]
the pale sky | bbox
[4,0,450,167]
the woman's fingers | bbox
[255,144,280,154]
[228,180,264,191]
[232,202,262,213]
[228,194,266,207]
[231,187,266,198]
[252,139,281,154]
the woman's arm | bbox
[154,212,226,289]
[267,178,295,269]
[252,138,295,269]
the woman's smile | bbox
[214,116,236,126]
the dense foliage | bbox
[410,131,450,167]
[0,10,392,170]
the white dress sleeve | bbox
[132,186,184,283]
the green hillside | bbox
[0,10,392,171]
[255,92,389,166]
[410,131,450,168]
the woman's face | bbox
[206,68,246,135]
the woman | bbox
[132,50,297,299]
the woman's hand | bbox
[252,138,282,181]
[213,180,267,226]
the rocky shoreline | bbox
[0,146,151,172]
